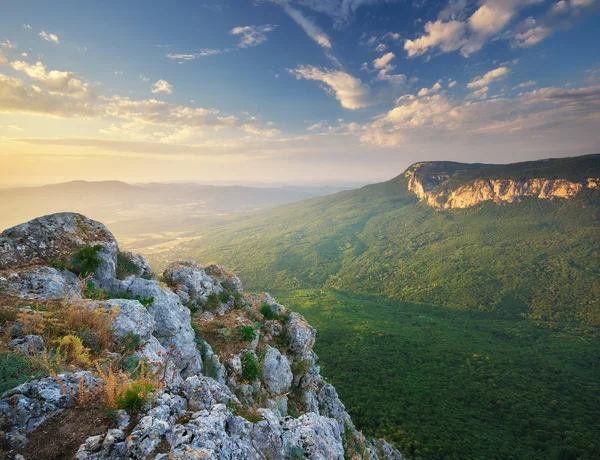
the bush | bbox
[241,352,260,383]
[120,332,141,353]
[0,353,46,394]
[83,281,108,300]
[219,291,232,303]
[56,335,92,367]
[202,355,220,380]
[205,293,221,312]
[0,306,18,324]
[260,303,277,320]
[76,329,103,354]
[70,245,103,277]
[115,381,154,411]
[236,325,257,342]
[289,445,305,460]
[116,252,138,280]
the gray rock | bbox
[204,264,243,294]
[317,383,354,427]
[8,335,45,356]
[287,312,317,360]
[136,336,183,389]
[163,261,224,311]
[262,346,293,395]
[2,266,82,301]
[0,213,118,280]
[125,278,202,376]
[97,298,155,341]
[182,375,239,411]
[117,251,153,279]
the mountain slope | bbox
[162,154,600,326]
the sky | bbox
[0,0,599,187]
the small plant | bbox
[71,245,103,277]
[260,303,277,320]
[116,251,138,280]
[236,325,257,342]
[289,445,305,460]
[241,352,260,383]
[115,380,154,411]
[83,281,108,300]
[121,356,141,374]
[0,353,46,394]
[55,334,91,367]
[120,332,142,353]
[202,355,221,380]
[97,364,157,412]
[113,292,155,308]
[76,329,102,354]
[219,290,232,303]
[205,293,221,312]
[292,359,311,378]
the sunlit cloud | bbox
[39,30,60,44]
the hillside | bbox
[160,154,600,326]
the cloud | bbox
[288,65,372,109]
[23,24,32,29]
[467,66,510,88]
[448,80,457,88]
[469,86,489,99]
[356,82,600,147]
[151,79,173,94]
[166,49,223,61]
[230,25,277,48]
[514,80,537,89]
[373,52,395,69]
[403,0,595,58]
[404,20,466,57]
[10,61,93,99]
[39,30,60,44]
[1,40,15,50]
[418,81,443,97]
[284,5,332,48]
[140,75,150,82]
[0,50,6,65]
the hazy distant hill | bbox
[0,180,353,254]
[167,154,600,326]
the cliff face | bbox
[0,213,402,460]
[405,162,599,210]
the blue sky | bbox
[0,0,599,186]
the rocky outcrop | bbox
[0,213,403,460]
[405,162,600,210]
[0,213,117,282]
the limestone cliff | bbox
[405,161,599,210]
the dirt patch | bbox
[15,401,112,460]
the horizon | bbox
[1,0,599,187]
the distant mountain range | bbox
[0,180,353,248]
[164,154,600,326]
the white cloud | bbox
[467,66,510,89]
[288,65,372,109]
[469,86,489,99]
[404,20,466,57]
[10,61,93,99]
[151,79,173,94]
[23,24,32,29]
[448,80,457,88]
[114,71,123,76]
[514,80,537,89]
[284,5,332,48]
[39,30,60,44]
[373,52,395,70]
[166,49,223,61]
[230,24,277,48]
[418,81,443,97]
[140,75,150,82]
[375,43,387,52]
[1,40,15,50]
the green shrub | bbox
[116,252,138,280]
[236,325,257,342]
[71,245,103,277]
[115,381,154,411]
[83,281,108,300]
[205,293,221,312]
[241,352,260,383]
[289,445,305,460]
[121,356,140,374]
[219,291,232,303]
[120,332,141,353]
[202,355,220,380]
[113,292,154,308]
[260,303,277,320]
[76,329,103,354]
[0,353,47,394]
[292,359,311,378]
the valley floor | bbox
[273,289,600,460]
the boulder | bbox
[262,346,293,395]
[287,312,317,360]
[0,213,118,282]
[117,251,153,279]
[163,261,223,311]
[124,278,202,377]
[8,335,45,356]
[1,266,82,301]
[182,375,239,411]
[96,299,155,341]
